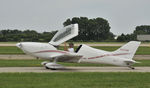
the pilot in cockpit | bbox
[64,42,74,53]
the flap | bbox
[49,24,79,46]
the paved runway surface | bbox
[0,67,150,73]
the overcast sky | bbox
[0,0,150,35]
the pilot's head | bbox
[69,42,74,48]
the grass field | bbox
[0,42,17,44]
[0,46,150,55]
[0,59,149,67]
[0,46,23,54]
[0,72,150,88]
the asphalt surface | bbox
[0,67,150,73]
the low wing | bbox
[50,53,83,63]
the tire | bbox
[50,68,57,70]
[45,66,50,69]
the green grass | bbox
[0,59,149,67]
[0,46,150,55]
[0,46,24,54]
[0,59,43,67]
[0,72,150,88]
[0,42,17,44]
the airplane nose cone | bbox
[16,43,22,48]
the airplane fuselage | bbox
[16,42,135,67]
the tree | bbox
[0,17,115,42]
[63,17,114,41]
[0,29,57,42]
[134,25,150,34]
[117,33,137,42]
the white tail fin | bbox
[113,41,141,59]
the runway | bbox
[0,67,150,73]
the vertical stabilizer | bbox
[113,41,141,59]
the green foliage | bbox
[63,17,115,41]
[0,72,150,88]
[117,33,137,42]
[0,17,115,42]
[0,22,150,42]
[0,29,57,42]
[134,25,150,34]
[117,25,150,42]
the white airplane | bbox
[16,24,141,70]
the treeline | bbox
[0,17,150,42]
[0,17,115,42]
[0,30,57,42]
[63,17,114,41]
[117,25,150,42]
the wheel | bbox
[41,61,49,66]
[50,68,57,70]
[45,66,57,70]
[44,62,64,70]
[131,67,135,69]
[45,66,50,69]
[129,66,135,70]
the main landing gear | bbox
[126,63,135,69]
[128,66,135,69]
[41,61,64,70]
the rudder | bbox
[113,41,141,59]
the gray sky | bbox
[0,0,150,35]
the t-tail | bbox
[112,41,141,60]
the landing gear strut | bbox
[126,62,135,70]
[41,58,64,70]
